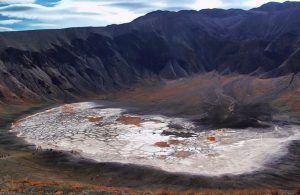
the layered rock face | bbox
[0,1,300,103]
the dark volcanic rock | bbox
[0,1,300,102]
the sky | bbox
[0,0,298,31]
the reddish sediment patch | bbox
[174,151,192,158]
[62,104,78,114]
[207,135,217,142]
[87,116,103,123]
[158,155,167,160]
[154,141,170,148]
[116,116,144,126]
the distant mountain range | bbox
[0,1,299,103]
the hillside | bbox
[0,1,299,104]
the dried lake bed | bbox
[9,101,300,176]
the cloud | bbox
[0,19,21,25]
[0,4,36,12]
[0,3,103,21]
[0,1,142,28]
[29,23,58,28]
[193,0,223,9]
[0,0,34,4]
[242,0,278,7]
[104,2,153,12]
[101,0,212,12]
[220,0,297,9]
[0,0,299,31]
[0,26,15,31]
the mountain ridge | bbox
[0,1,300,104]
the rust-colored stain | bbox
[87,116,103,123]
[116,116,144,126]
[174,151,192,158]
[158,155,167,160]
[207,135,216,142]
[62,104,78,114]
[154,141,170,148]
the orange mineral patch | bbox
[87,116,103,123]
[207,135,216,142]
[158,155,167,160]
[174,151,192,158]
[154,141,170,148]
[116,116,143,126]
[62,104,78,114]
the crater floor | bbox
[10,102,300,176]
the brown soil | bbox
[154,141,170,148]
[62,104,78,114]
[1,179,298,195]
[116,116,144,126]
[87,116,103,123]
[0,179,141,194]
[168,139,182,145]
[174,151,192,158]
[158,155,167,160]
[153,189,300,195]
